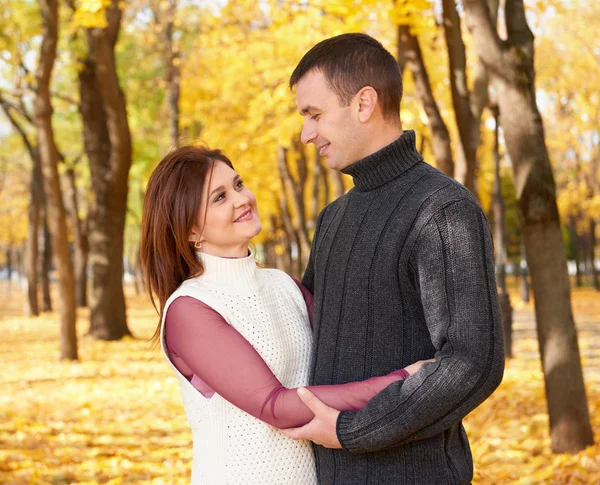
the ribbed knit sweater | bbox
[303,130,505,485]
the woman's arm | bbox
[165,296,423,429]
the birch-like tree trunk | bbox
[463,0,593,453]
[491,105,513,358]
[64,166,89,307]
[41,213,52,311]
[397,25,454,176]
[441,0,477,193]
[35,0,77,360]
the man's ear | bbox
[356,86,378,123]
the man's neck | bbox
[363,123,404,159]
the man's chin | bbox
[324,157,339,170]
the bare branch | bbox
[0,94,36,161]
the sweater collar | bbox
[341,130,422,192]
[195,249,259,290]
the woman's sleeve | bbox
[165,296,409,429]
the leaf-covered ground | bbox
[1,283,598,484]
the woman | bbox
[140,145,431,484]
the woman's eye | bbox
[311,114,320,121]
[236,180,244,189]
[214,193,225,202]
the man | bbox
[282,33,505,484]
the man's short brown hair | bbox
[290,33,403,123]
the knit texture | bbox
[303,130,505,485]
[160,251,317,485]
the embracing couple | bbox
[140,33,505,485]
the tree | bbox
[396,23,454,177]
[34,0,77,360]
[462,0,594,452]
[150,0,181,147]
[75,0,133,340]
[277,143,311,275]
[0,95,41,316]
[40,212,52,311]
[440,0,498,195]
[64,159,89,307]
[535,0,600,291]
[490,104,513,358]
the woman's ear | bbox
[356,86,378,123]
[188,228,200,244]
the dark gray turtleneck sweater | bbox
[302,130,505,485]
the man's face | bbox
[295,69,363,171]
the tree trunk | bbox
[570,221,582,288]
[491,105,512,358]
[35,0,77,360]
[463,0,594,453]
[82,0,133,340]
[442,0,478,195]
[589,218,598,290]
[64,166,89,306]
[276,202,295,276]
[277,145,311,271]
[397,25,454,177]
[469,0,499,187]
[0,97,41,315]
[15,246,25,286]
[266,215,288,272]
[160,0,180,147]
[6,246,13,290]
[41,213,52,311]
[25,154,42,317]
[131,244,143,295]
[310,152,328,231]
[519,240,530,302]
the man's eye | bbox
[311,114,320,121]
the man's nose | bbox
[300,122,317,145]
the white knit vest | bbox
[160,251,317,485]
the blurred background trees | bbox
[0,0,597,454]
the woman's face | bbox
[189,161,262,257]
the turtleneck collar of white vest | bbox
[195,248,259,291]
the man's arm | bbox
[333,198,505,453]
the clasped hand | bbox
[281,358,436,448]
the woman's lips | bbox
[234,210,253,222]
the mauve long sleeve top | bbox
[164,282,409,430]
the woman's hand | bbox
[404,358,436,376]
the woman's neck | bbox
[199,244,250,259]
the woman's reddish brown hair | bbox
[140,144,234,343]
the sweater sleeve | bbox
[336,199,505,452]
[165,296,409,430]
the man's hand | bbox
[404,358,437,376]
[280,388,343,449]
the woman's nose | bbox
[234,190,252,206]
